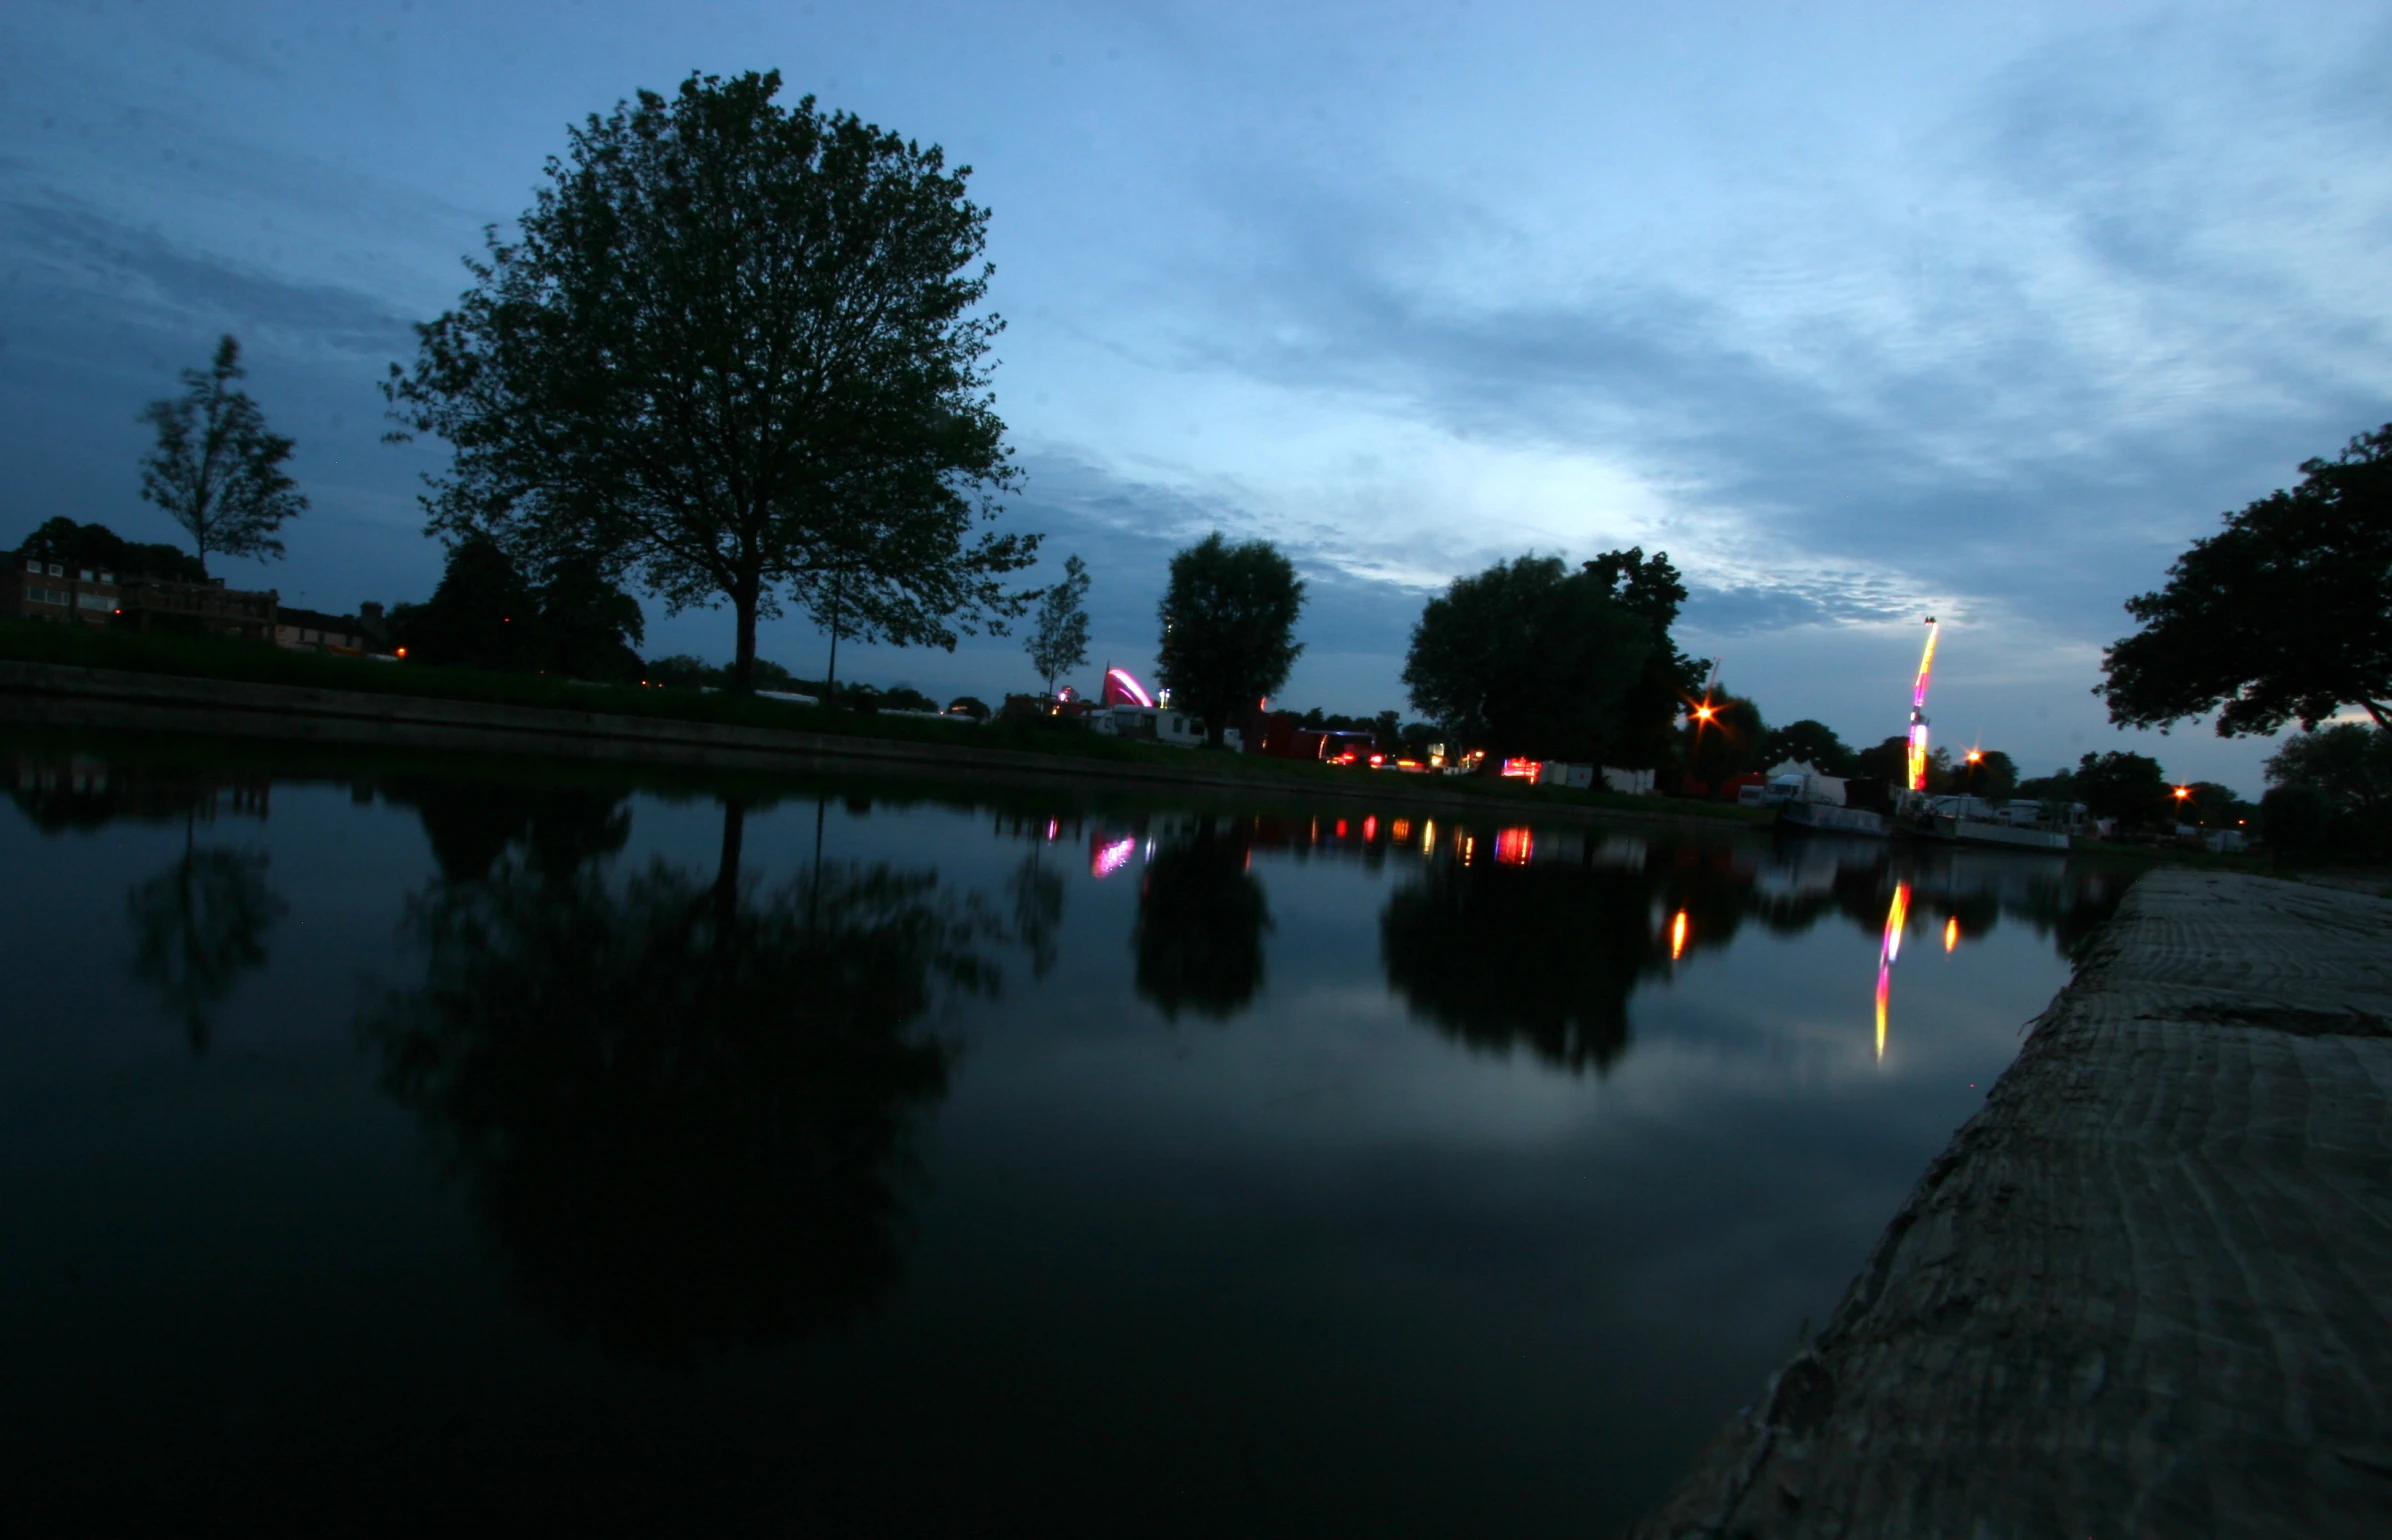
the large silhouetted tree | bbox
[386,71,1035,693]
[1155,533,1306,747]
[138,336,306,578]
[2101,425,2392,734]
[1758,719,1857,776]
[1581,547,1703,767]
[1403,555,1652,764]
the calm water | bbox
[0,730,2126,1536]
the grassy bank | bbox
[0,620,1772,826]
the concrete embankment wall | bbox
[1628,869,2392,1539]
[0,661,1742,830]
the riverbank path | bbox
[1629,869,2392,1538]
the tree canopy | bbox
[1958,749,2019,803]
[14,517,206,582]
[1682,694,1764,783]
[138,335,306,578]
[1580,547,1704,767]
[2068,750,2171,826]
[1757,719,1857,776]
[391,534,646,679]
[385,71,1034,693]
[2101,425,2392,734]
[1155,532,1306,747]
[2262,723,2392,859]
[1404,554,1652,764]
[1025,553,1091,696]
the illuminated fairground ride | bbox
[1904,617,1939,795]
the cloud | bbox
[0,197,418,364]
[1110,12,2392,642]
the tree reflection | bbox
[364,802,986,1360]
[1379,857,1664,1075]
[1010,851,1065,979]
[378,778,631,882]
[1134,823,1271,1020]
[125,823,288,1054]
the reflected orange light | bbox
[1460,834,1475,864]
[1670,909,1689,960]
[1422,818,1436,853]
[1944,915,1959,953]
[1391,818,1412,842]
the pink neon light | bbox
[1090,836,1137,878]
[1906,619,1939,791]
[1105,667,1155,708]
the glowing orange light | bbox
[1965,749,1983,765]
[2173,785,2191,801]
[1694,704,1715,722]
[395,647,408,658]
[1943,916,1959,953]
[1391,819,1412,842]
[1669,909,1689,960]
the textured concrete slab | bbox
[1628,869,2392,1539]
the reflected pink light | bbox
[1495,827,1534,866]
[1875,881,1912,1060]
[1091,836,1136,878]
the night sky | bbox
[5,0,2387,791]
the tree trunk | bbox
[731,588,759,694]
[715,798,747,929]
[824,561,845,704]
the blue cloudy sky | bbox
[4,0,2387,789]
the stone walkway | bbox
[1627,870,2392,1538]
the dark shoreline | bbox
[0,659,1768,834]
[1625,869,2392,1538]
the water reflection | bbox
[7,754,287,1051]
[126,833,287,1054]
[379,777,632,883]
[1134,820,1272,1020]
[362,801,989,1360]
[1380,849,1664,1074]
